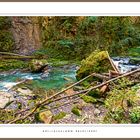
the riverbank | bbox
[1,53,140,124]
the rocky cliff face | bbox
[10,17,41,55]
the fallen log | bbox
[0,52,41,60]
[0,56,36,60]
[0,52,31,57]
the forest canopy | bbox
[1,16,140,60]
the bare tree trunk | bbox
[10,17,41,55]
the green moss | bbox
[0,17,11,29]
[71,106,81,116]
[0,110,15,123]
[88,89,101,98]
[80,95,97,103]
[129,57,140,65]
[0,59,28,71]
[103,80,140,123]
[76,51,112,80]
[32,49,48,59]
[128,47,140,57]
[130,107,140,123]
[53,112,66,120]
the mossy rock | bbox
[76,51,112,80]
[88,89,101,98]
[39,110,53,124]
[129,57,140,65]
[53,112,66,120]
[71,106,81,116]
[80,95,97,103]
[29,59,49,72]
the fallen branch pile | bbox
[6,66,140,124]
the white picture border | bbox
[0,2,140,138]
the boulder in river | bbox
[17,88,33,97]
[129,57,140,65]
[29,59,49,73]
[0,91,14,109]
[76,51,112,80]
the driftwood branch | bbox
[7,67,140,124]
[106,51,120,73]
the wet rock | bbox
[63,76,73,82]
[0,91,14,108]
[29,59,49,72]
[17,88,33,96]
[112,57,121,61]
[129,57,140,65]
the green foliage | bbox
[80,95,97,103]
[48,58,72,67]
[0,59,28,71]
[40,16,140,60]
[88,89,101,98]
[0,17,11,30]
[104,78,140,124]
[78,16,97,35]
[32,49,48,59]
[0,31,14,52]
[128,47,140,57]
[53,112,66,120]
[130,107,140,123]
[58,39,74,48]
[0,17,14,52]
[71,106,81,116]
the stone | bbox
[0,91,14,109]
[63,76,73,82]
[129,57,140,65]
[39,110,53,124]
[94,108,101,116]
[17,88,33,96]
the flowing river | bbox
[0,65,77,92]
[0,57,140,92]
